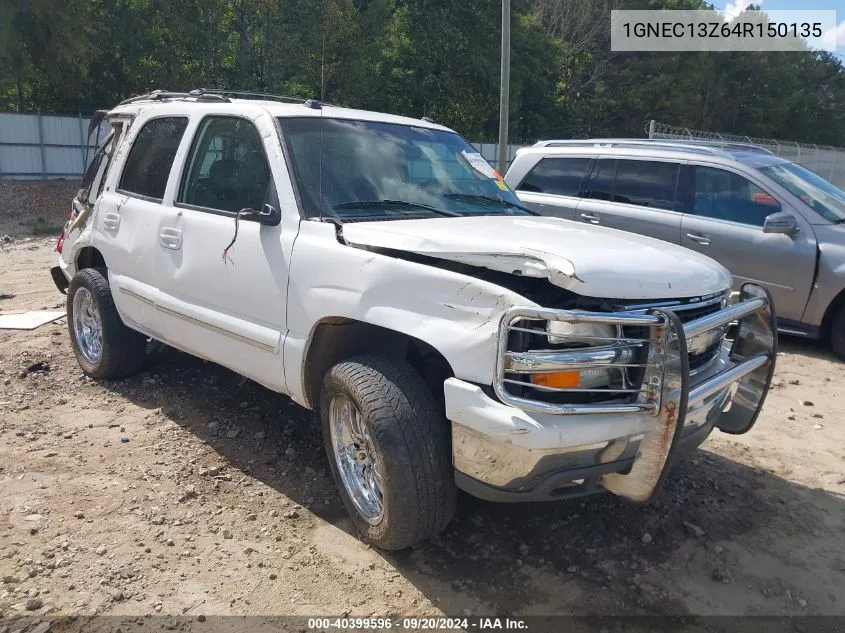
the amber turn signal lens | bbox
[530,371,580,389]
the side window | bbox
[684,165,780,226]
[118,117,189,201]
[518,157,591,196]
[178,116,272,213]
[613,160,679,210]
[583,158,616,201]
[96,123,124,200]
[80,135,111,200]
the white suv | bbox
[52,90,777,550]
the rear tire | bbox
[319,355,456,551]
[67,267,146,379]
[831,304,845,361]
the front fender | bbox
[802,235,845,329]
[283,221,533,407]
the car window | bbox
[517,157,591,196]
[583,159,615,201]
[760,162,845,223]
[613,160,679,211]
[683,165,780,226]
[96,123,126,200]
[278,117,528,220]
[81,134,113,204]
[178,116,272,213]
[118,117,188,201]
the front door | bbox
[678,164,817,323]
[155,113,296,392]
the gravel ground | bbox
[1,237,844,630]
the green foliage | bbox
[1,0,844,145]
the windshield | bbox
[278,117,529,221]
[760,162,845,223]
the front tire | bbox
[831,304,845,361]
[67,267,146,379]
[319,355,456,550]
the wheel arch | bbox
[820,286,845,336]
[302,318,455,412]
[74,245,108,272]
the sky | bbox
[710,0,845,57]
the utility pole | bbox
[497,0,511,174]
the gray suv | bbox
[505,139,845,360]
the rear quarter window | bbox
[518,157,591,197]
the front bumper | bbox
[447,283,777,503]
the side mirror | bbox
[763,211,799,236]
[238,203,280,226]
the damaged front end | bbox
[448,283,776,504]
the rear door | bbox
[678,164,817,323]
[513,155,593,220]
[92,115,189,333]
[575,158,683,244]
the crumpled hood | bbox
[342,215,732,300]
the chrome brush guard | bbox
[493,283,777,502]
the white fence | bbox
[0,110,523,180]
[0,112,111,180]
[648,120,845,189]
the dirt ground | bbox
[1,236,844,627]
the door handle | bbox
[580,213,601,224]
[685,232,711,246]
[159,227,183,250]
[102,212,120,231]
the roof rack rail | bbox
[117,89,229,106]
[117,88,340,109]
[195,88,313,104]
[533,138,775,158]
[197,89,339,110]
[652,138,775,156]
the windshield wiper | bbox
[443,193,536,215]
[334,200,461,217]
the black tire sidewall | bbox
[319,368,398,546]
[831,305,845,361]
[319,355,454,550]
[67,267,145,379]
[67,269,108,376]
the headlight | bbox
[537,321,626,389]
[546,320,618,346]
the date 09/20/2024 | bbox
[306,617,528,630]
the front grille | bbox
[615,293,727,373]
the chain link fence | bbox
[647,120,845,188]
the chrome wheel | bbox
[72,287,103,365]
[328,394,384,524]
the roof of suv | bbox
[106,90,453,133]
[518,138,792,168]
